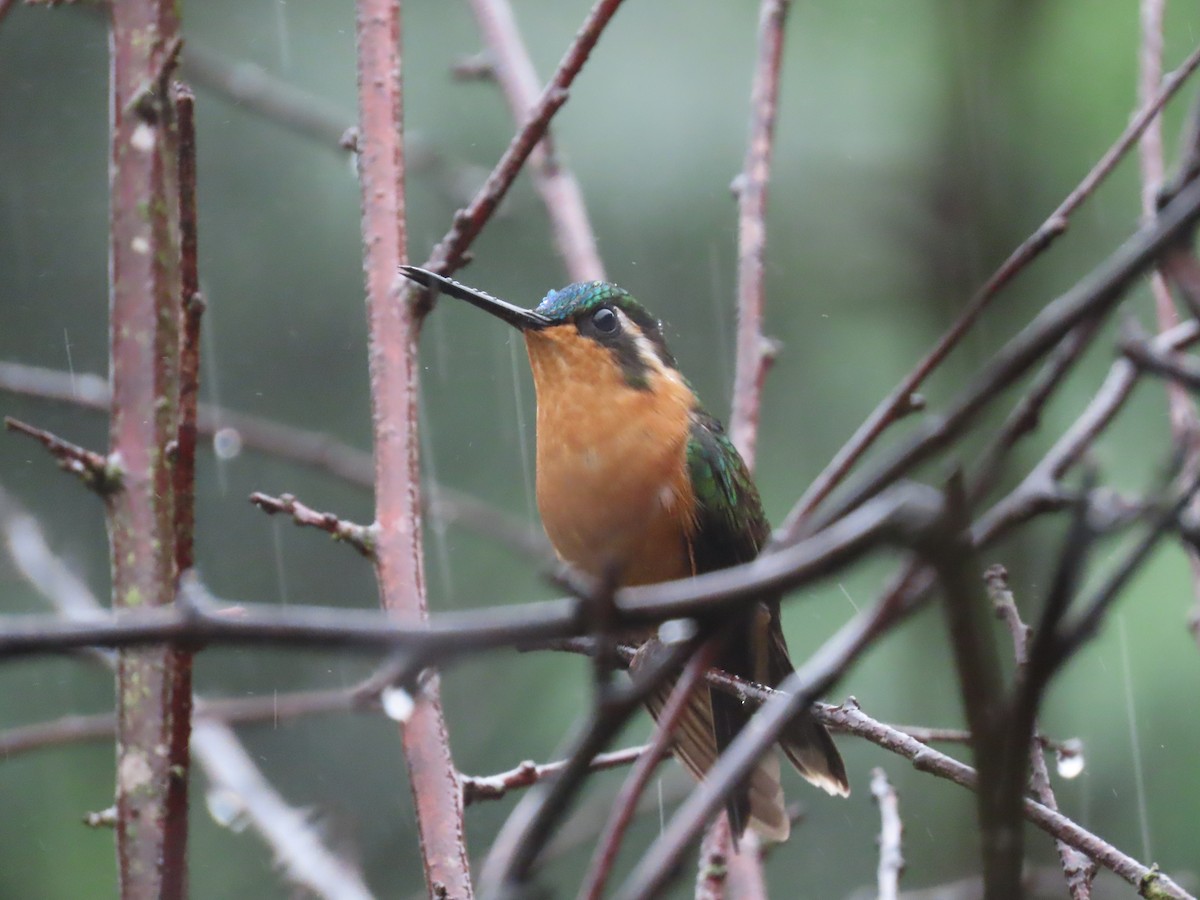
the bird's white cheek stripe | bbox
[616,309,686,388]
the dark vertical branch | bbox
[465,0,605,282]
[929,477,1017,900]
[729,0,790,468]
[107,4,188,896]
[354,2,474,896]
[166,80,201,894]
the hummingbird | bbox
[401,266,849,842]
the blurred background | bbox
[2,1,1199,896]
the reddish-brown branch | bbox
[730,0,790,469]
[421,0,627,290]
[354,2,474,896]
[781,37,1200,538]
[106,4,190,894]
[249,491,377,558]
[4,416,118,494]
[466,0,605,282]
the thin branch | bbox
[249,491,376,559]
[164,83,201,890]
[461,744,649,806]
[466,0,605,282]
[354,1,474,895]
[4,416,120,494]
[975,319,1200,542]
[561,638,1190,900]
[190,722,374,900]
[0,687,375,759]
[797,173,1200,539]
[0,486,375,899]
[1122,320,1200,389]
[782,37,1200,535]
[870,768,904,900]
[987,566,1097,899]
[183,42,354,151]
[0,362,550,560]
[579,640,719,900]
[729,0,790,468]
[930,478,1016,900]
[480,637,696,894]
[420,0,627,290]
[820,701,1192,900]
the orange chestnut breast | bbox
[524,325,698,587]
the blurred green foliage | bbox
[2,1,1199,896]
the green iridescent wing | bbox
[685,410,770,572]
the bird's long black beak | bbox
[400,266,551,332]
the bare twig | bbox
[0,486,375,899]
[420,0,627,291]
[782,37,1200,536]
[870,768,904,900]
[797,174,1200,538]
[183,42,353,151]
[729,0,791,468]
[931,479,1016,900]
[461,744,649,805]
[1122,320,1200,389]
[480,637,696,895]
[0,362,551,560]
[0,687,377,759]
[0,483,950,663]
[466,0,605,282]
[190,723,374,900]
[820,702,1192,899]
[987,565,1097,899]
[249,491,376,558]
[564,638,1192,900]
[354,1,474,896]
[4,416,119,494]
[615,588,909,899]
[165,83,201,889]
[579,640,719,900]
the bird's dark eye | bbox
[590,306,619,335]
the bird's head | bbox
[401,266,682,394]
